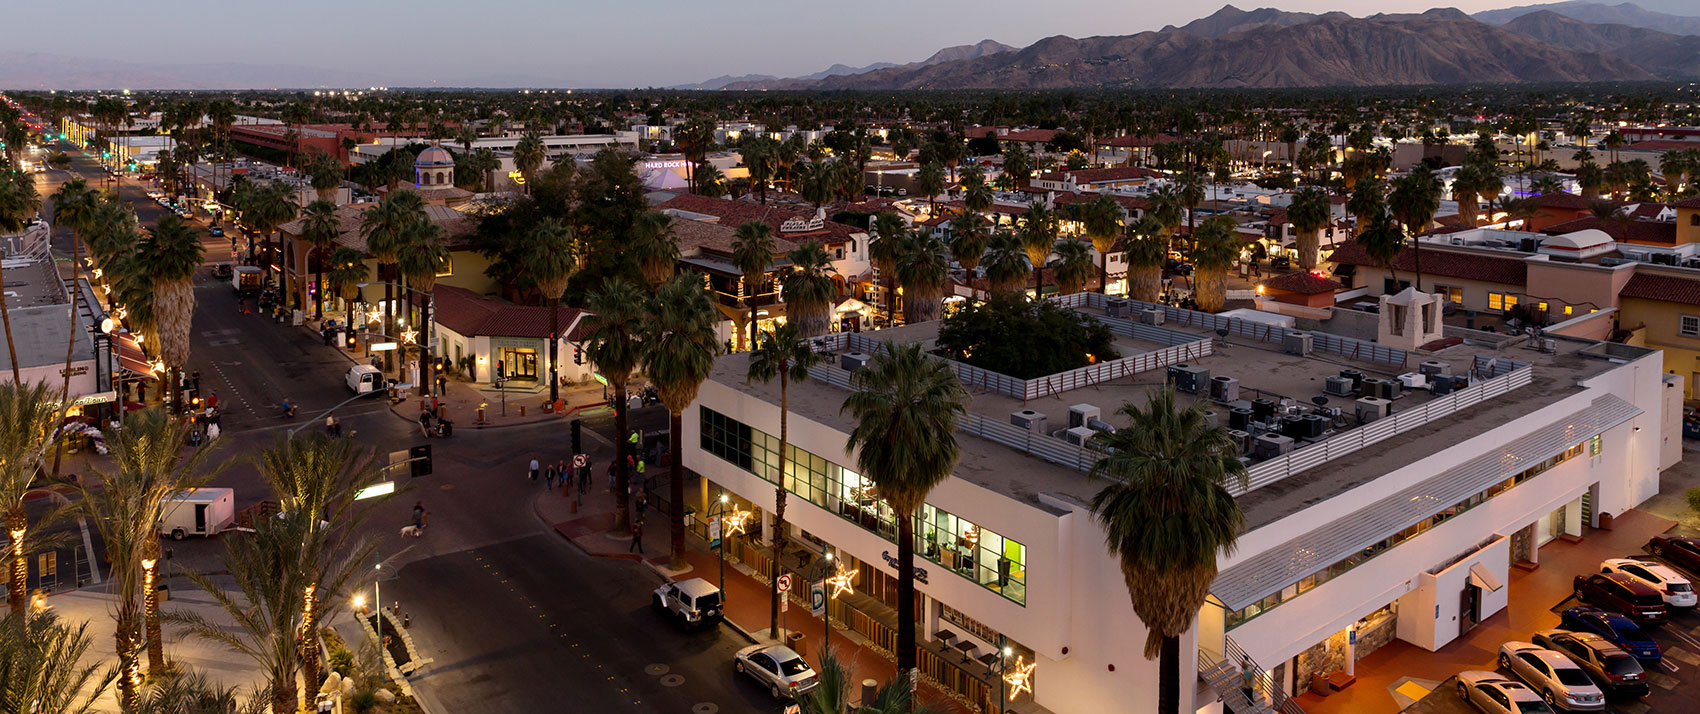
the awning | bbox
[117,334,154,378]
[1468,562,1504,592]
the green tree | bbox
[731,221,776,351]
[869,214,907,325]
[937,296,1119,377]
[513,131,546,193]
[1347,177,1387,238]
[982,229,1031,297]
[1388,166,1441,287]
[305,152,342,203]
[1124,217,1167,301]
[746,323,819,638]
[897,230,950,324]
[630,211,679,289]
[137,215,204,413]
[1146,184,1185,252]
[1000,143,1033,190]
[842,343,968,682]
[781,240,837,338]
[642,276,721,569]
[1191,216,1242,313]
[1356,209,1406,287]
[1089,388,1247,714]
[325,247,368,319]
[0,170,40,382]
[248,181,299,304]
[1176,170,1205,242]
[0,383,61,613]
[526,218,577,404]
[795,648,934,714]
[1286,186,1332,270]
[915,161,946,216]
[948,211,990,275]
[360,191,427,375]
[797,161,836,211]
[1018,202,1057,295]
[583,278,647,532]
[675,118,717,194]
[299,200,342,319]
[1053,238,1095,295]
[397,219,449,397]
[0,609,112,714]
[1079,194,1125,295]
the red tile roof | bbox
[964,126,1009,139]
[1671,195,1700,209]
[427,285,588,340]
[1534,191,1593,211]
[671,218,798,254]
[1261,271,1343,295]
[1328,242,1528,285]
[1000,129,1058,144]
[655,194,859,244]
[1061,166,1164,183]
[1095,134,1180,148]
[1542,216,1677,245]
[1620,273,1700,307]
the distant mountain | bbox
[670,73,779,91]
[798,63,899,81]
[1475,2,1700,36]
[707,40,1016,91]
[915,39,1018,65]
[1502,10,1700,76]
[0,51,378,90]
[1161,5,1340,37]
[811,9,1653,90]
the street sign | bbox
[810,581,826,617]
[781,598,788,613]
[370,342,398,352]
[777,574,792,593]
[573,454,587,469]
[355,481,395,500]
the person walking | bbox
[528,457,540,481]
[635,457,646,488]
[207,391,219,410]
[579,458,592,494]
[191,369,201,392]
[544,463,557,490]
[412,502,425,529]
[635,490,648,522]
[606,459,616,490]
[629,519,644,554]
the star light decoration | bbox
[399,330,418,345]
[1004,656,1035,700]
[365,309,383,325]
[825,562,857,601]
[722,508,751,538]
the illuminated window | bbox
[1488,292,1520,311]
[1563,305,1574,316]
[1536,302,1548,313]
[1434,285,1463,304]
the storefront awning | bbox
[1468,562,1503,593]
[117,334,154,378]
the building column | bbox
[760,509,774,547]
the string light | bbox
[825,562,857,600]
[722,508,751,538]
[1004,656,1035,700]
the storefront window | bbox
[701,406,1027,605]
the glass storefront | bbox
[701,406,1028,604]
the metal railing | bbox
[1215,637,1307,714]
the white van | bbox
[160,488,235,540]
[346,364,383,394]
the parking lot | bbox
[1403,546,1700,714]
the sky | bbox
[1,0,1671,88]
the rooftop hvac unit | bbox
[1339,369,1364,391]
[1228,408,1253,431]
[1105,299,1131,318]
[1356,397,1392,423]
[840,352,871,372]
[1225,429,1253,454]
[1451,373,1471,390]
[1010,410,1047,434]
[1358,378,1386,398]
[1251,398,1276,421]
[1138,306,1166,325]
[1541,338,1557,353]
[1166,365,1210,394]
[1253,434,1295,459]
[1062,426,1098,447]
[1378,379,1402,400]
[1280,415,1306,439]
[1209,376,1240,403]
[1324,376,1355,397]
[1283,331,1314,356]
[1419,360,1447,377]
[1430,374,1454,395]
[1068,404,1101,430]
[1398,372,1427,391]
[1302,414,1328,439]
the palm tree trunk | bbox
[279,230,291,312]
[549,297,560,404]
[421,292,433,399]
[0,258,19,384]
[314,249,325,319]
[7,505,25,610]
[115,607,140,711]
[612,381,631,532]
[143,538,164,672]
[770,374,790,637]
[668,410,686,570]
[1100,253,1110,297]
[747,305,757,354]
[383,269,395,376]
[896,508,918,679]
[301,588,320,702]
[271,666,297,714]
[1158,635,1180,714]
[52,230,83,477]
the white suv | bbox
[1601,558,1697,608]
[652,577,723,629]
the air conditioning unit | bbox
[1283,331,1314,356]
[1339,369,1364,391]
[1105,299,1131,318]
[1068,404,1101,430]
[1138,306,1166,325]
[1419,360,1446,377]
[1166,365,1211,394]
[1202,410,1219,429]
[1324,376,1355,397]
[1228,407,1253,431]
[1302,414,1328,439]
[1356,397,1392,423]
[840,352,871,372]
[1010,410,1047,433]
[1253,434,1295,458]
[1378,379,1402,400]
[1430,374,1454,395]
[1062,426,1098,447]
[1358,378,1386,398]
[1225,429,1253,454]
[1398,372,1427,391]
[1280,415,1306,439]
[1209,376,1240,403]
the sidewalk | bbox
[532,483,977,714]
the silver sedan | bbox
[734,644,820,700]
[1498,642,1606,712]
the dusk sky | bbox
[4,0,1608,87]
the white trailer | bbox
[159,488,235,540]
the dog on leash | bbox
[399,524,423,538]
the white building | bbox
[681,290,1671,713]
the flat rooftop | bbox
[707,301,1637,531]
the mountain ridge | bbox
[1474,1,1700,36]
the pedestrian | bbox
[1239,655,1257,703]
[635,457,646,486]
[412,502,424,529]
[635,490,648,521]
[629,520,644,553]
[207,392,218,410]
[579,459,592,493]
[607,460,616,490]
[544,463,557,489]
[191,369,201,392]
[528,457,540,481]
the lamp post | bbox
[359,281,435,397]
[708,493,751,603]
[812,552,855,656]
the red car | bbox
[1574,573,1666,623]
[1647,535,1700,576]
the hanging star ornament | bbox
[365,309,383,325]
[826,563,857,600]
[400,330,418,345]
[722,508,750,538]
[1004,657,1034,700]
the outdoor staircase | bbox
[1198,637,1305,714]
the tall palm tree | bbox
[961,167,993,216]
[1145,184,1185,251]
[982,229,1030,297]
[0,382,61,613]
[76,407,216,702]
[325,247,368,321]
[897,230,949,324]
[249,181,298,303]
[731,221,776,352]
[781,241,837,338]
[1176,170,1205,242]
[915,161,946,216]
[1357,209,1406,288]
[948,210,990,276]
[583,278,647,532]
[1191,216,1242,313]
[642,276,722,569]
[1018,203,1057,295]
[675,118,717,193]
[138,215,204,413]
[1124,217,1167,302]
[397,220,448,397]
[1388,166,1441,288]
[306,153,342,203]
[746,323,819,638]
[1080,194,1124,295]
[842,343,968,683]
[1347,177,1387,238]
[797,161,836,212]
[1286,186,1332,270]
[1089,388,1247,714]
[360,191,426,376]
[0,609,113,714]
[1053,238,1095,295]
[0,170,40,383]
[47,178,99,477]
[513,131,545,193]
[299,200,342,319]
[527,218,577,404]
[630,211,679,288]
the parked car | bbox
[1530,629,1649,697]
[1647,535,1700,575]
[208,226,224,237]
[1456,670,1555,714]
[1497,642,1606,712]
[733,644,819,699]
[1559,608,1661,663]
[651,578,722,629]
[1601,558,1696,608]
[1573,573,1667,622]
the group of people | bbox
[530,456,594,495]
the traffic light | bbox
[409,444,432,477]
[573,346,582,365]
[345,331,357,349]
[571,419,582,454]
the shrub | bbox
[936,295,1119,379]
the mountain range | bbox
[1473,1,1700,34]
[682,40,1017,91]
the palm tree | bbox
[1388,166,1441,287]
[0,609,113,714]
[513,131,546,193]
[360,191,426,375]
[897,230,950,324]
[299,200,342,319]
[1176,170,1205,242]
[1357,209,1406,288]
[249,181,298,303]
[744,138,775,204]
[0,171,40,383]
[746,323,819,639]
[675,118,717,193]
[76,407,215,702]
[1089,388,1247,714]
[527,218,577,404]
[696,163,727,198]
[795,648,933,714]
[0,382,61,613]
[1124,218,1167,302]
[1286,186,1332,270]
[583,278,647,532]
[47,177,99,478]
[1191,216,1242,313]
[642,276,721,569]
[630,211,679,288]
[731,221,776,351]
[1080,194,1124,295]
[947,210,990,276]
[842,343,968,683]
[781,241,837,338]
[1347,177,1387,238]
[982,229,1030,297]
[961,167,993,216]
[1018,203,1057,295]
[1053,238,1095,295]
[869,215,907,325]
[326,247,368,320]
[797,161,836,211]
[915,161,946,216]
[138,215,204,413]
[1145,184,1185,252]
[305,153,342,203]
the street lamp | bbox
[708,493,750,603]
[812,553,855,656]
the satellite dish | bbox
[1215,328,1230,339]
[1311,396,1329,407]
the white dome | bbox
[415,146,454,167]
